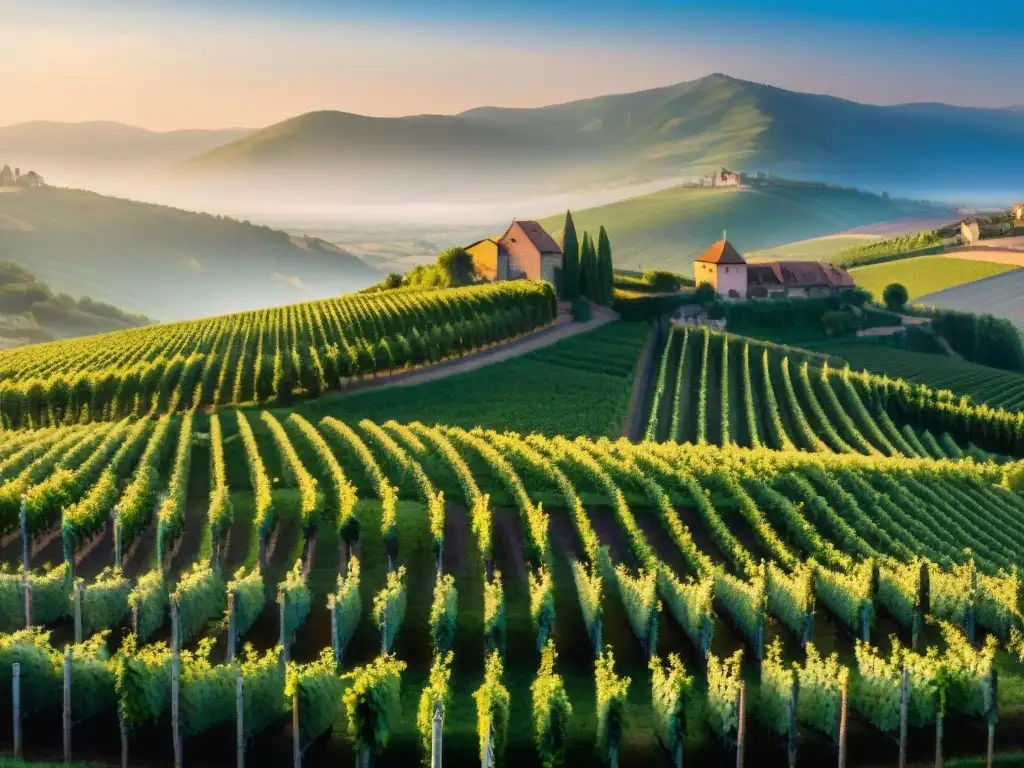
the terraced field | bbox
[0,411,1021,767]
[642,326,1017,462]
[820,342,1024,412]
[0,281,558,429]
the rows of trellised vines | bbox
[0,417,1020,765]
[641,326,1024,459]
[0,281,558,428]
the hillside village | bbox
[0,164,44,188]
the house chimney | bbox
[722,229,727,242]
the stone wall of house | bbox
[716,263,747,299]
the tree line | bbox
[558,212,615,306]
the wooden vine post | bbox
[985,669,998,768]
[292,689,301,768]
[330,602,340,667]
[787,677,799,768]
[112,506,122,569]
[280,592,290,664]
[19,497,29,576]
[431,700,443,768]
[736,682,746,768]
[898,665,910,768]
[12,662,21,759]
[63,646,72,763]
[913,562,929,652]
[119,702,128,768]
[236,674,245,768]
[171,598,183,768]
[838,675,849,768]
[482,722,494,768]
[227,590,237,662]
[73,580,84,643]
[22,577,31,628]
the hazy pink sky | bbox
[5,3,1019,131]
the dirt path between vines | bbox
[320,302,618,398]
[621,321,659,441]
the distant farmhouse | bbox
[960,219,981,245]
[700,169,741,187]
[0,165,44,188]
[695,239,855,300]
[466,219,563,286]
[1013,203,1024,223]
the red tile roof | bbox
[503,220,562,255]
[696,240,746,265]
[747,261,854,289]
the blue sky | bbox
[6,1,1021,129]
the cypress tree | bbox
[597,226,613,305]
[561,211,580,300]
[581,233,599,300]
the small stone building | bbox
[961,219,981,245]
[466,220,563,287]
[695,239,855,299]
[694,240,748,299]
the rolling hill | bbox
[535,180,954,274]
[0,187,381,321]
[848,256,1021,302]
[917,269,1024,329]
[0,121,251,170]
[179,73,1024,202]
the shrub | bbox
[693,282,717,305]
[822,310,857,338]
[883,283,909,311]
[571,296,592,322]
[642,270,684,292]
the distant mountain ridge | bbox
[176,73,1024,200]
[0,121,252,168]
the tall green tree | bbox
[577,232,589,299]
[581,233,599,300]
[597,226,613,305]
[560,211,580,300]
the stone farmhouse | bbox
[1012,203,1024,223]
[466,220,563,286]
[0,165,44,188]
[700,169,741,187]
[695,239,855,300]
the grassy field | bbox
[918,269,1024,329]
[537,182,950,276]
[822,341,1024,411]
[850,255,1021,302]
[296,322,651,438]
[746,233,880,262]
